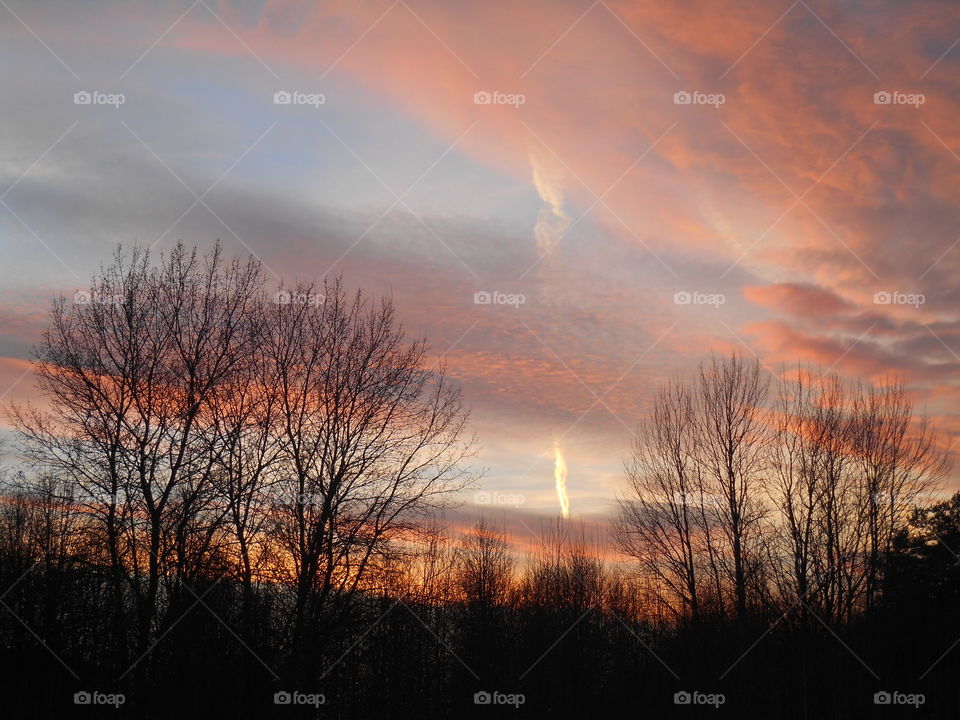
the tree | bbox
[615,379,708,622]
[454,516,515,609]
[10,243,476,672]
[768,367,863,622]
[768,369,949,621]
[258,278,476,668]
[693,353,769,619]
[616,353,769,621]
[850,380,948,611]
[12,243,263,656]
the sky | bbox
[1,0,960,534]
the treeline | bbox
[615,355,949,625]
[0,244,958,718]
[2,485,959,718]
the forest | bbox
[1,244,958,718]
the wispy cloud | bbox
[528,141,571,257]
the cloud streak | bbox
[528,141,572,256]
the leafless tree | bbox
[765,368,948,621]
[10,243,478,666]
[850,379,948,612]
[454,516,515,608]
[768,368,863,621]
[12,243,263,654]
[615,380,708,622]
[205,300,285,630]
[617,354,769,621]
[693,353,769,619]
[260,278,476,655]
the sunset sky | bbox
[2,0,960,529]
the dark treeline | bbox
[1,244,958,718]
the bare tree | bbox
[615,380,707,622]
[693,353,770,619]
[768,367,863,621]
[618,354,770,621]
[205,300,285,633]
[519,520,606,613]
[454,516,515,609]
[766,368,950,621]
[12,243,265,655]
[261,279,476,659]
[850,379,949,612]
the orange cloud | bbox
[743,283,854,317]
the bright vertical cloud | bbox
[528,141,572,256]
[554,443,570,519]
